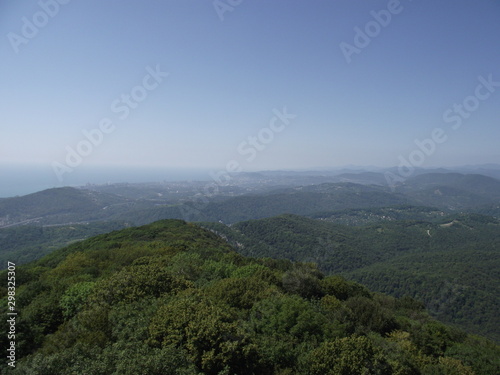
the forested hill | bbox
[400,173,500,200]
[0,187,132,226]
[396,173,500,211]
[201,213,500,342]
[1,220,499,374]
[2,172,499,230]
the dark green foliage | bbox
[190,183,410,223]
[148,290,262,375]
[59,281,95,318]
[0,221,129,267]
[321,275,371,301]
[281,263,324,299]
[345,296,399,335]
[205,276,275,309]
[308,205,447,226]
[89,260,192,306]
[445,335,500,375]
[305,336,392,375]
[1,219,498,374]
[202,213,500,341]
[249,295,329,341]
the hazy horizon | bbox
[1,1,499,195]
[1,162,499,199]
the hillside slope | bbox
[201,213,500,341]
[1,220,499,374]
[397,173,500,210]
[0,221,129,266]
[0,187,132,227]
[162,183,411,224]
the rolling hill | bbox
[0,187,131,227]
[133,183,412,224]
[2,172,498,230]
[201,213,500,341]
[2,172,499,269]
[1,219,498,374]
[1,172,499,347]
[396,173,500,210]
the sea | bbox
[0,164,212,198]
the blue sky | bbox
[1,0,499,184]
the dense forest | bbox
[1,173,499,373]
[201,213,500,341]
[0,222,129,267]
[1,220,499,374]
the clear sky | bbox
[1,0,499,184]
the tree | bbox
[321,275,371,301]
[59,281,95,319]
[306,336,392,375]
[148,290,262,374]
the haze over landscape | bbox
[1,0,499,197]
[1,1,500,374]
